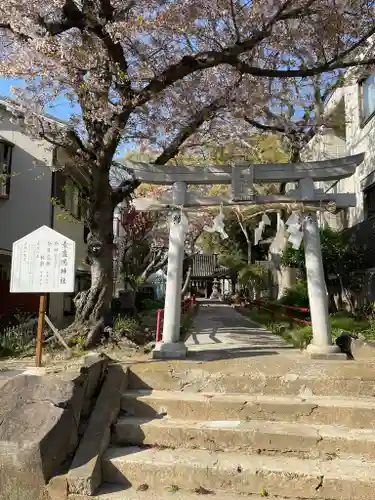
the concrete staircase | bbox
[69,354,375,500]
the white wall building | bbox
[304,67,375,299]
[0,103,89,326]
[304,69,375,228]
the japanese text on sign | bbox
[10,226,76,293]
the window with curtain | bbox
[359,74,375,125]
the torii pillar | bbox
[299,177,344,359]
[152,181,188,359]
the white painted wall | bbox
[305,83,375,229]
[0,110,54,251]
[49,207,88,325]
[302,129,347,164]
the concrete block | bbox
[120,390,375,428]
[127,357,375,397]
[102,447,375,499]
[351,339,375,360]
[306,352,348,361]
[69,484,289,499]
[152,342,187,359]
[47,473,68,500]
[67,365,128,496]
[112,416,375,460]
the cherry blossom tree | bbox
[1,0,375,342]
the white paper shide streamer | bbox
[203,205,228,239]
[253,213,271,245]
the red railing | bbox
[156,295,196,342]
[250,299,311,326]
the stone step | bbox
[69,483,289,500]
[102,446,375,499]
[120,390,375,427]
[112,416,375,459]
[127,358,375,397]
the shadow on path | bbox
[185,303,292,361]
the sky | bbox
[0,78,133,157]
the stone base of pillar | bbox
[152,342,187,360]
[305,342,347,360]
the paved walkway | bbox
[186,302,287,357]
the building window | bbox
[359,74,375,125]
[64,179,81,219]
[53,171,85,220]
[0,141,13,198]
[364,183,375,219]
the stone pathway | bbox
[185,302,287,354]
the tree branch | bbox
[278,0,318,20]
[229,0,241,43]
[231,51,375,79]
[154,98,223,165]
[141,249,168,279]
[243,116,285,134]
[5,0,133,98]
[181,265,192,296]
[134,0,307,107]
[3,0,374,105]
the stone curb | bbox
[66,364,128,496]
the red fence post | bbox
[287,307,293,328]
[156,308,163,343]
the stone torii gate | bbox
[121,153,364,359]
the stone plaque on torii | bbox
[120,153,364,360]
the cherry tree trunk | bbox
[74,245,113,323]
[73,167,115,347]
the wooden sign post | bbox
[10,226,76,367]
[36,294,47,367]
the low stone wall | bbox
[0,353,110,500]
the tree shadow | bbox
[187,346,284,361]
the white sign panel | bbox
[10,225,76,293]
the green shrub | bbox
[271,323,313,350]
[279,281,309,309]
[114,315,140,333]
[359,320,375,341]
[330,313,369,333]
[0,312,40,357]
[289,325,313,349]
